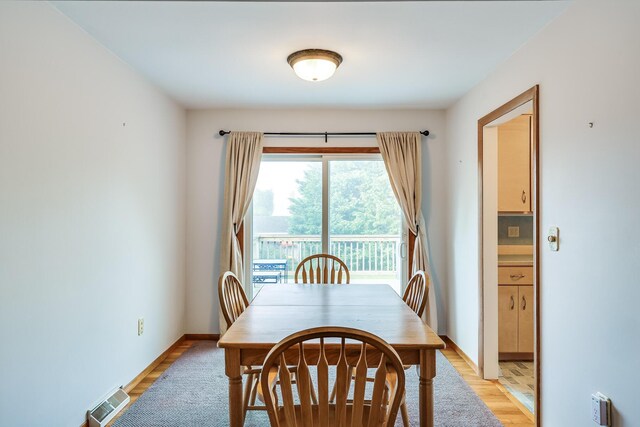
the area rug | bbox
[114,341,502,427]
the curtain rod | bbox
[218,130,429,143]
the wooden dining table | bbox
[217,283,445,427]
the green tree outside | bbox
[288,161,401,235]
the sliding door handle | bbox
[400,242,407,258]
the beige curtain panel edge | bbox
[377,131,438,332]
[219,131,264,334]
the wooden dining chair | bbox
[260,326,406,427]
[219,271,317,423]
[219,271,250,330]
[294,254,350,284]
[397,270,429,426]
[218,271,263,420]
[402,270,428,318]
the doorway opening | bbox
[478,86,539,422]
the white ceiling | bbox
[52,1,569,109]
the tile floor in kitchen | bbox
[499,361,535,413]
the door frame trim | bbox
[477,85,540,424]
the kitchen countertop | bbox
[498,254,534,266]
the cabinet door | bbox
[498,286,519,353]
[518,286,534,353]
[498,115,531,212]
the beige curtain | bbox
[219,131,263,285]
[377,132,438,331]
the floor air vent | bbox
[87,387,130,427]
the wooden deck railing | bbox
[253,234,401,273]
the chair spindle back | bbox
[218,271,250,330]
[402,270,428,318]
[260,326,405,427]
[294,254,350,284]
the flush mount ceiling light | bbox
[287,49,343,82]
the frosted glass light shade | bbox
[287,49,343,82]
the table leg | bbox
[419,349,436,427]
[225,348,243,427]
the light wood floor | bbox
[108,339,534,426]
[439,345,534,426]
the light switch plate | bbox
[547,227,559,251]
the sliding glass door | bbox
[248,155,405,297]
[329,159,404,292]
[250,160,321,295]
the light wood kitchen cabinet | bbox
[498,266,534,359]
[518,286,534,353]
[498,114,531,212]
[498,286,519,353]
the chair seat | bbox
[276,403,385,426]
[256,366,305,405]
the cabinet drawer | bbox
[498,266,533,285]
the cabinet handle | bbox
[510,273,525,280]
[521,190,527,204]
[510,296,515,310]
[522,295,527,310]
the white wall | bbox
[481,126,499,380]
[0,3,186,426]
[186,108,447,334]
[445,1,640,424]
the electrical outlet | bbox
[591,392,610,425]
[137,318,144,336]
[508,226,520,238]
